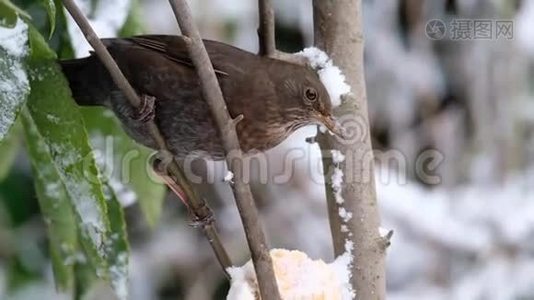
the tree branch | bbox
[256,3,340,253]
[256,0,308,66]
[257,0,276,56]
[313,0,387,298]
[167,1,281,299]
[61,0,232,277]
[256,1,309,64]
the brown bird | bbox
[60,35,342,160]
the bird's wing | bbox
[126,35,229,76]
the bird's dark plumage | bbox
[60,35,339,160]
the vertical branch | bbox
[313,0,387,299]
[167,1,281,299]
[61,0,232,277]
[257,0,276,56]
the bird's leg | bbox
[130,94,156,122]
[151,152,214,228]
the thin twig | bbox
[61,0,232,277]
[257,0,276,56]
[272,50,308,65]
[167,1,281,299]
[257,1,307,65]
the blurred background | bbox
[1,0,534,299]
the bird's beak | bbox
[319,114,346,139]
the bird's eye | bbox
[304,87,318,103]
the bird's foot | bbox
[189,207,215,228]
[130,94,156,122]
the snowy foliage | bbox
[0,18,28,57]
[47,140,107,256]
[0,18,29,140]
[109,252,129,300]
[91,134,138,208]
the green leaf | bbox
[53,0,75,59]
[70,183,130,300]
[0,1,18,28]
[0,120,21,181]
[28,22,56,59]
[118,0,144,37]
[21,109,79,292]
[0,0,32,25]
[102,182,129,300]
[41,0,56,39]
[82,107,165,227]
[74,258,98,300]
[25,25,110,275]
[0,15,30,142]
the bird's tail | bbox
[59,56,112,107]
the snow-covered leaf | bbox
[102,182,129,300]
[25,25,109,274]
[21,109,78,292]
[0,16,30,142]
[62,182,131,300]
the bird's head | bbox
[277,65,345,138]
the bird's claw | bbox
[189,210,215,228]
[131,94,156,122]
